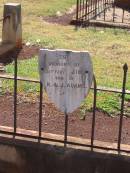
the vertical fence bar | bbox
[95,0,97,19]
[107,0,110,8]
[64,111,69,147]
[87,0,90,22]
[101,0,103,12]
[80,0,82,21]
[104,0,105,21]
[80,0,82,22]
[92,0,93,18]
[103,0,105,10]
[82,0,85,23]
[92,0,94,18]
[103,0,105,11]
[39,82,43,140]
[14,56,18,134]
[118,63,128,152]
[91,75,97,150]
[85,0,88,21]
[76,0,79,24]
[122,9,125,23]
[91,0,92,18]
[104,0,106,21]
[97,0,100,14]
[100,0,102,14]
[101,0,102,13]
[112,2,115,22]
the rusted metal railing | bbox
[76,0,113,25]
[76,0,128,26]
[0,55,129,154]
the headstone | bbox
[39,49,93,113]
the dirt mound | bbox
[43,5,76,26]
[43,13,74,26]
[17,44,39,60]
[0,44,40,64]
[0,94,130,145]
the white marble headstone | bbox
[39,49,93,113]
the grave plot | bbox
[75,0,130,28]
[0,1,130,158]
[96,7,130,24]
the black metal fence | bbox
[0,55,130,153]
[76,0,129,26]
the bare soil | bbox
[17,44,40,60]
[0,94,130,145]
[96,7,130,24]
[43,5,76,26]
[43,13,75,26]
[0,44,40,64]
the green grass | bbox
[79,91,121,119]
[0,0,130,116]
[2,54,129,117]
[0,0,76,17]
[5,27,130,89]
[23,26,130,90]
[5,57,39,79]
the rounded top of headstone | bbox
[5,3,21,6]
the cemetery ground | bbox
[0,0,130,144]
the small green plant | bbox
[79,91,121,119]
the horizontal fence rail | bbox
[0,56,129,153]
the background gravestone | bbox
[39,49,93,113]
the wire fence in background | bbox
[76,0,130,26]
